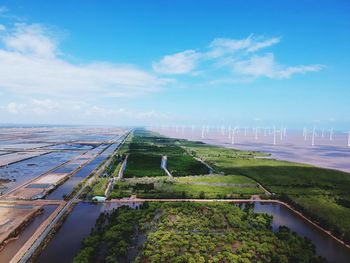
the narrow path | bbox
[194,157,215,174]
[161,155,172,177]
[118,155,128,179]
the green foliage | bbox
[74,202,327,263]
[122,129,209,178]
[90,177,109,196]
[181,141,350,243]
[111,175,263,199]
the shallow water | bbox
[37,202,141,263]
[0,151,79,193]
[253,202,350,263]
[46,157,107,200]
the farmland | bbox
[110,174,263,199]
[119,129,209,178]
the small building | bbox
[92,196,106,202]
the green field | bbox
[74,202,326,263]
[111,174,263,199]
[124,153,165,177]
[90,177,109,196]
[180,140,350,243]
[121,129,209,178]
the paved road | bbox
[15,131,131,263]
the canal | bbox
[36,202,350,263]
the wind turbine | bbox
[231,128,235,144]
[280,126,283,141]
[273,126,276,145]
[255,127,258,140]
[303,127,307,141]
[330,128,333,141]
[311,127,316,146]
[347,131,350,147]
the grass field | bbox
[124,153,165,177]
[180,140,350,243]
[90,177,109,196]
[111,174,263,199]
[121,129,209,178]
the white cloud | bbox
[152,50,199,74]
[6,102,25,114]
[0,24,5,31]
[233,53,276,77]
[0,23,167,98]
[4,99,173,122]
[3,23,57,58]
[153,35,322,80]
[208,37,252,57]
[246,37,280,53]
[232,53,323,79]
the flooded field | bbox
[0,151,79,194]
[0,127,126,197]
[46,143,120,200]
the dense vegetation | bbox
[74,202,326,263]
[110,175,263,199]
[121,129,209,177]
[180,140,350,244]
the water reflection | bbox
[253,202,350,263]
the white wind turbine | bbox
[303,127,307,141]
[273,126,276,145]
[255,127,258,140]
[231,128,235,144]
[280,126,283,141]
[311,127,316,146]
[347,131,350,147]
[330,128,333,141]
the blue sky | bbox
[0,1,349,128]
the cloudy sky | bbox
[0,1,349,128]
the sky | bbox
[0,0,349,129]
